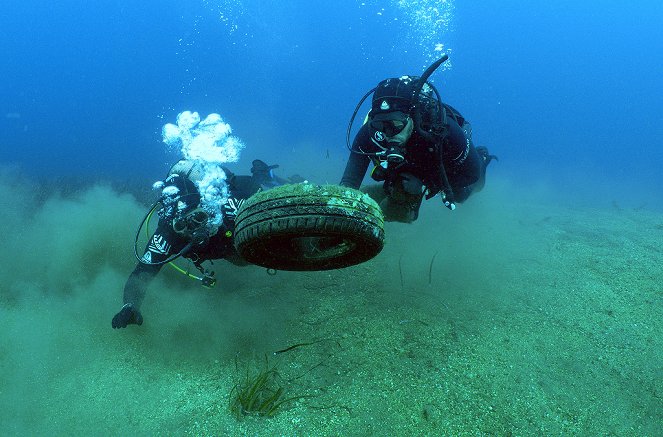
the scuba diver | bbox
[340,55,497,223]
[111,159,300,329]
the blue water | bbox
[2,3,662,434]
[1,0,662,206]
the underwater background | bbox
[1,0,661,435]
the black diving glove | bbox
[112,303,143,329]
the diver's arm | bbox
[340,126,372,188]
[125,219,187,309]
[112,220,184,329]
[340,153,370,189]
[122,262,162,310]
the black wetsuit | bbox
[340,104,485,208]
[122,173,262,310]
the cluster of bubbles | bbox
[162,111,243,162]
[160,111,245,231]
[195,1,453,70]
[396,0,455,69]
[202,0,245,35]
[175,1,247,95]
[360,0,455,70]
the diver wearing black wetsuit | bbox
[340,63,496,223]
[111,159,289,329]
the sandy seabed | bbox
[1,179,661,436]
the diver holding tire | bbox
[111,159,295,329]
[340,55,497,222]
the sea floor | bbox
[2,190,661,436]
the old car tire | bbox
[233,184,385,271]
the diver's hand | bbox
[112,303,143,329]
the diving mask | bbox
[369,111,411,137]
[369,112,414,164]
[173,208,209,236]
